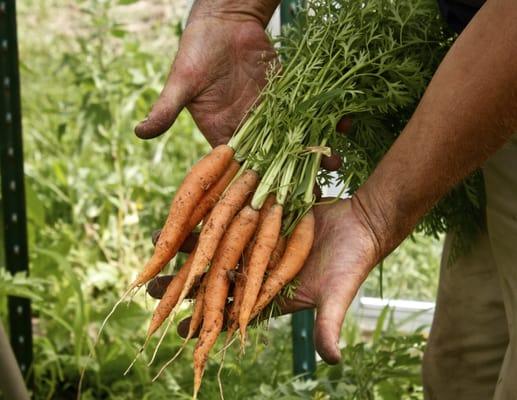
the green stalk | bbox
[250,151,288,210]
[277,157,297,206]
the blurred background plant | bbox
[0,0,442,398]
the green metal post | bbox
[280,0,317,379]
[0,0,34,387]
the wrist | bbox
[351,185,412,261]
[188,0,280,27]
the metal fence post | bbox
[280,0,317,379]
[0,0,34,388]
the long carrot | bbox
[193,206,259,398]
[226,194,275,342]
[243,194,276,263]
[250,210,315,321]
[224,264,247,344]
[174,170,259,323]
[152,272,208,381]
[146,251,195,339]
[187,160,240,234]
[238,203,283,341]
[187,276,206,339]
[131,145,234,289]
[267,235,287,270]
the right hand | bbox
[134,10,276,147]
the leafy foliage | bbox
[232,0,484,242]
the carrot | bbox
[131,145,234,289]
[243,194,276,263]
[267,235,287,270]
[151,272,208,382]
[187,275,207,339]
[250,210,315,321]
[224,264,247,344]
[174,170,259,322]
[238,203,283,341]
[193,206,259,398]
[187,160,240,233]
[227,194,275,341]
[146,251,195,339]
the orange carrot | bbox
[187,275,207,339]
[187,160,240,233]
[151,272,208,382]
[243,194,276,263]
[267,235,287,270]
[175,170,259,321]
[238,203,283,340]
[250,210,315,320]
[146,251,195,338]
[131,145,234,288]
[193,206,259,398]
[225,264,247,343]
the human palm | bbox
[135,17,275,146]
[148,198,379,364]
[277,198,378,363]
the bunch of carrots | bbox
[80,0,485,398]
[131,144,316,397]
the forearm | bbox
[354,0,517,257]
[188,0,281,27]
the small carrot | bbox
[131,145,234,289]
[224,264,247,344]
[146,251,195,338]
[243,194,276,263]
[174,170,259,323]
[238,203,283,341]
[187,275,207,339]
[267,235,287,270]
[152,273,208,381]
[250,210,315,321]
[193,205,259,398]
[187,160,240,234]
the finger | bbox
[314,279,360,364]
[180,232,199,253]
[146,272,206,299]
[320,151,342,171]
[147,275,173,299]
[135,63,195,139]
[151,229,199,253]
[336,117,353,135]
[177,317,193,338]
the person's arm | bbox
[271,0,517,364]
[355,0,517,258]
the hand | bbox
[147,196,380,365]
[134,10,276,146]
[273,197,379,364]
[133,1,353,169]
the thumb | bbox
[135,64,195,139]
[314,280,359,364]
